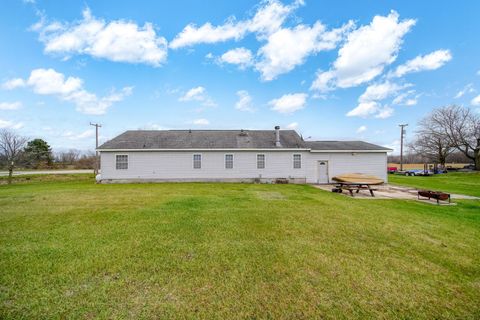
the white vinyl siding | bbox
[100,150,388,184]
[306,152,388,183]
[225,154,234,169]
[257,154,265,169]
[293,154,301,169]
[115,154,128,170]
[100,151,309,181]
[193,154,201,169]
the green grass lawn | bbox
[389,171,480,197]
[1,175,480,319]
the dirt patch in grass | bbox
[253,191,286,200]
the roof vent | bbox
[275,126,282,147]
[239,129,248,136]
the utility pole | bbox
[399,124,408,171]
[90,122,102,175]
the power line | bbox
[399,124,408,171]
[90,122,102,176]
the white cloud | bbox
[347,81,404,118]
[219,48,253,69]
[347,102,393,119]
[471,95,480,106]
[62,129,95,140]
[27,68,83,95]
[346,101,379,118]
[375,105,394,119]
[454,83,475,99]
[392,89,417,105]
[180,86,206,101]
[269,93,307,114]
[403,98,417,106]
[170,20,246,49]
[33,8,168,66]
[0,119,24,129]
[2,78,26,90]
[311,70,336,92]
[0,101,22,110]
[179,86,216,107]
[6,68,132,115]
[248,0,304,38]
[171,0,351,80]
[235,90,254,112]
[141,123,167,130]
[356,125,367,133]
[312,11,415,91]
[192,118,210,125]
[390,49,452,78]
[64,86,133,115]
[286,122,298,130]
[170,0,303,49]
[385,139,400,154]
[359,81,406,103]
[76,129,95,139]
[256,21,353,81]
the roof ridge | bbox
[125,129,297,132]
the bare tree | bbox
[429,105,480,170]
[409,114,454,166]
[55,149,80,165]
[0,129,28,184]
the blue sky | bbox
[1,0,479,152]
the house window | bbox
[257,154,265,169]
[116,155,128,170]
[225,154,234,169]
[293,154,301,169]
[193,154,201,169]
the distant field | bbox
[1,174,479,319]
[388,163,469,170]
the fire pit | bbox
[417,190,451,204]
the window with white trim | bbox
[116,155,128,170]
[193,154,201,169]
[225,154,234,169]
[257,154,265,169]
[293,154,301,169]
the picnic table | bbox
[331,173,384,197]
[333,182,378,197]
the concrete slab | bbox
[312,184,478,205]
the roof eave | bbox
[309,149,392,153]
[97,148,311,152]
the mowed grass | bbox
[1,175,480,319]
[389,172,480,197]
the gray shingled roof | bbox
[305,141,390,151]
[98,130,391,151]
[98,130,307,149]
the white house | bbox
[97,126,391,184]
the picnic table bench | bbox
[333,183,378,197]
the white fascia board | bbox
[97,148,311,152]
[309,149,391,153]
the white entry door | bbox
[317,161,329,184]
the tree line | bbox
[407,105,479,169]
[0,129,96,184]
